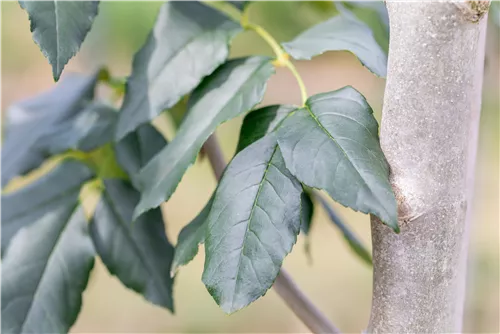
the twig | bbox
[202,133,341,334]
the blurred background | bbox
[2,2,498,333]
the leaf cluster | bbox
[2,1,394,331]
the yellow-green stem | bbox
[205,1,308,106]
[243,23,308,106]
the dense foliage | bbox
[2,1,398,332]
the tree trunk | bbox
[368,2,489,333]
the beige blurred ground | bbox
[2,2,499,333]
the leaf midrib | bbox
[230,144,278,308]
[4,176,89,223]
[54,0,61,75]
[18,203,80,333]
[303,104,390,220]
[103,190,171,303]
[145,59,270,191]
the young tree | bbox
[1,1,492,333]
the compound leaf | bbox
[276,86,398,231]
[134,57,274,219]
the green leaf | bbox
[315,193,372,265]
[1,160,94,254]
[236,105,296,153]
[300,191,315,261]
[115,1,242,140]
[90,179,174,310]
[134,57,274,219]
[19,1,99,81]
[300,191,314,236]
[276,86,398,231]
[282,14,387,77]
[35,102,117,155]
[203,134,302,314]
[2,71,100,186]
[171,195,213,276]
[115,124,167,189]
[1,204,94,333]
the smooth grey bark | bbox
[368,2,489,333]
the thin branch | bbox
[202,133,341,334]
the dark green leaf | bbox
[134,57,274,219]
[90,179,174,310]
[1,160,93,254]
[115,1,242,140]
[35,102,117,154]
[19,1,99,81]
[1,204,94,333]
[282,14,387,77]
[300,191,314,236]
[115,124,167,189]
[203,134,302,313]
[171,195,213,276]
[300,191,315,260]
[315,193,372,265]
[2,72,100,186]
[276,86,398,231]
[236,105,296,153]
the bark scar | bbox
[454,1,490,23]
